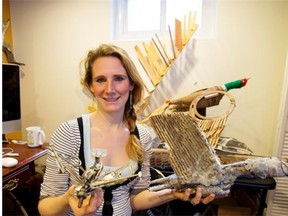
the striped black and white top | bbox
[40,114,153,216]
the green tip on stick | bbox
[223,78,249,91]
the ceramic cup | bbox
[26,126,46,147]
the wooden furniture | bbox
[233,177,276,216]
[2,141,48,187]
[2,141,48,215]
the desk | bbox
[2,142,48,186]
[233,177,276,216]
[2,142,48,215]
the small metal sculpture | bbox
[50,145,141,208]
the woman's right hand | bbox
[66,185,103,216]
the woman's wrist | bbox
[161,188,179,201]
[63,188,73,210]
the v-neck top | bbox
[82,114,138,177]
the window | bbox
[111,0,217,40]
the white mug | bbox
[26,126,46,147]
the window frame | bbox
[111,0,217,41]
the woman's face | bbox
[90,56,133,114]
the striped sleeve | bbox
[40,119,82,199]
[130,124,153,194]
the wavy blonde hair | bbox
[82,44,145,162]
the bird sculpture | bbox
[148,112,288,198]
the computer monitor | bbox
[2,63,22,142]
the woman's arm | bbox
[38,191,71,216]
[38,120,80,215]
[39,186,103,216]
[130,187,215,211]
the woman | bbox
[38,44,215,216]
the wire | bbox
[2,148,14,157]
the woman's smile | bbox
[103,96,120,102]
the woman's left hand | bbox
[174,187,215,205]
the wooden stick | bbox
[183,15,188,45]
[134,45,159,86]
[142,42,162,79]
[149,41,166,74]
[155,33,171,64]
[175,19,183,51]
[152,38,169,67]
[168,25,176,59]
[186,11,198,41]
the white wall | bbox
[9,0,288,157]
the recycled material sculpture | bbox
[148,112,288,197]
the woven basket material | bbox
[150,112,223,186]
[150,148,170,167]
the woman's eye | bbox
[95,78,106,83]
[115,76,125,81]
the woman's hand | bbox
[66,186,103,216]
[173,187,215,205]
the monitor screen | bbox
[2,63,22,135]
